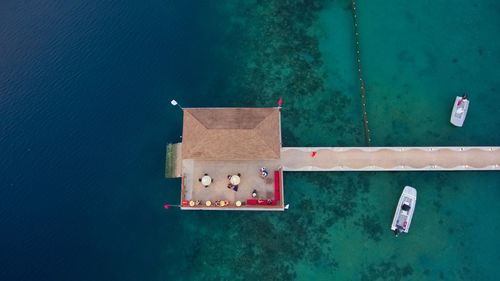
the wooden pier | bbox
[167,107,500,211]
[281,147,500,171]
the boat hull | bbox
[450,96,469,127]
[391,186,417,234]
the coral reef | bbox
[220,0,362,147]
[355,214,383,242]
[361,261,414,281]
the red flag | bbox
[164,204,170,209]
[278,97,283,107]
[311,151,317,158]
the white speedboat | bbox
[391,186,417,236]
[450,94,469,127]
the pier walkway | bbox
[168,107,500,211]
[281,147,500,171]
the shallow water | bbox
[1,0,499,280]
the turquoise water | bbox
[174,1,500,280]
[1,0,499,280]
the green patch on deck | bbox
[165,143,181,178]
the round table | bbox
[230,175,240,185]
[201,175,212,186]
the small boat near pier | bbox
[391,186,417,236]
[450,94,469,127]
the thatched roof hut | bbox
[182,108,281,160]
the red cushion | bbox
[274,171,281,201]
[246,199,258,205]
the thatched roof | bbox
[182,108,281,160]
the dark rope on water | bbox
[351,0,371,146]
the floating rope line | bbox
[351,0,371,146]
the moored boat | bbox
[391,186,417,236]
[450,94,469,127]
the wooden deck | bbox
[165,143,182,178]
[179,160,284,211]
[281,147,500,171]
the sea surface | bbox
[1,1,499,280]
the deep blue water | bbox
[0,1,233,280]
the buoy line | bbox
[351,0,371,146]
